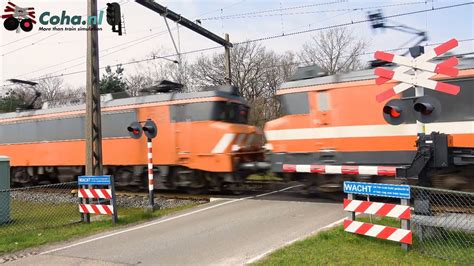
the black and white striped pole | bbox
[127,119,158,211]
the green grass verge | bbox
[0,200,199,255]
[254,217,454,265]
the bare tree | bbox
[125,73,153,96]
[36,75,65,103]
[189,42,297,127]
[298,27,367,74]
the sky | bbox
[0,0,473,90]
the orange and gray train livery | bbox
[264,57,474,192]
[0,85,267,191]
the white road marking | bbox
[40,184,303,255]
[245,217,346,264]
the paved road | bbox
[8,185,345,265]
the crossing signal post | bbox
[127,119,158,211]
[376,38,461,182]
[106,2,122,36]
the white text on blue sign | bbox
[78,175,111,186]
[343,181,410,199]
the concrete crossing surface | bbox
[8,185,344,265]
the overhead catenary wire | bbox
[15,28,174,79]
[42,0,436,76]
[26,38,474,83]
[11,0,247,80]
[7,0,435,79]
[25,3,474,81]
[198,1,428,20]
[234,2,473,45]
[3,1,472,86]
[199,0,345,20]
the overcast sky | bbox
[1,0,473,89]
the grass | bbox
[0,200,199,255]
[254,217,457,266]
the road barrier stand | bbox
[78,175,118,224]
[343,181,412,250]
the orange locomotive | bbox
[264,58,474,191]
[0,84,266,191]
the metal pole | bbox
[401,198,410,251]
[110,175,118,224]
[347,193,355,221]
[85,0,103,222]
[224,33,231,84]
[147,138,155,210]
[415,84,425,135]
[413,46,425,136]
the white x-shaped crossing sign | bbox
[374,38,461,102]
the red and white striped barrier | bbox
[79,204,114,215]
[77,175,118,223]
[78,189,112,199]
[343,199,410,219]
[282,164,397,176]
[344,220,412,244]
[147,139,154,191]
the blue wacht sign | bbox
[343,181,410,199]
[78,175,111,186]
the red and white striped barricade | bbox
[78,175,118,224]
[343,181,411,250]
[282,164,397,176]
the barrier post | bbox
[401,198,410,251]
[110,175,118,224]
[347,193,355,221]
[147,138,155,211]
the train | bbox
[264,56,474,192]
[0,83,267,192]
[1,57,472,193]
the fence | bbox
[0,182,81,239]
[411,186,473,264]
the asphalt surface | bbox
[8,185,345,265]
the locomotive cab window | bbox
[170,101,249,124]
[279,92,309,115]
[223,102,249,124]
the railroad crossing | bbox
[6,185,344,265]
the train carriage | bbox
[264,57,474,191]
[0,84,266,191]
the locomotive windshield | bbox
[170,101,249,124]
[278,92,309,115]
